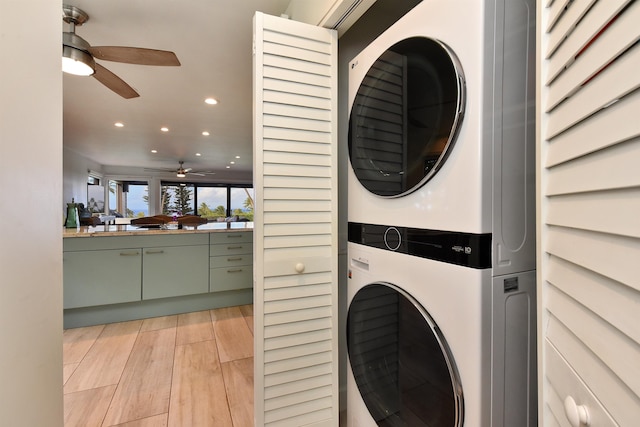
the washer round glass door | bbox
[348,37,465,197]
[347,282,464,426]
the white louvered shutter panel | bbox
[538,0,640,425]
[253,12,338,427]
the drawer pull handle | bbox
[227,246,243,249]
[564,396,590,427]
[119,251,140,256]
[145,250,165,254]
[227,269,243,273]
[227,234,242,238]
[227,257,243,261]
[295,263,305,273]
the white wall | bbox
[63,147,103,216]
[0,1,63,426]
[286,0,338,23]
[286,0,377,35]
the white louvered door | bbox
[253,12,338,427]
[538,0,640,425]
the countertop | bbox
[63,221,254,238]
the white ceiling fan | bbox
[145,161,216,178]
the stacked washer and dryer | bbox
[346,0,536,426]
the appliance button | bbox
[384,227,402,251]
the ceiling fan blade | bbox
[89,46,180,66]
[93,63,139,99]
[143,168,174,172]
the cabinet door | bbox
[209,242,253,257]
[210,265,253,292]
[209,253,252,269]
[63,249,142,309]
[210,231,253,245]
[142,245,209,300]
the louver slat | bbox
[545,91,640,167]
[546,0,597,58]
[545,44,640,139]
[546,0,640,111]
[545,0,630,85]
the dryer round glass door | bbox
[348,37,465,197]
[347,282,463,426]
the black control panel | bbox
[348,222,491,269]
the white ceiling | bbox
[63,0,291,181]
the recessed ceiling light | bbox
[202,131,210,136]
[151,149,157,153]
[230,161,235,165]
[114,122,124,127]
[160,127,169,132]
[235,156,240,159]
[226,165,231,169]
[205,98,218,105]
[195,153,201,156]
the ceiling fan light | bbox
[62,46,95,76]
[176,172,186,178]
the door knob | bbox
[564,396,590,427]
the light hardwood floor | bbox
[63,305,254,427]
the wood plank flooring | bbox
[63,305,254,427]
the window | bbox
[108,180,149,218]
[161,182,254,221]
[87,172,105,213]
[161,183,196,216]
[196,186,227,219]
[231,187,254,221]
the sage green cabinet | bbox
[63,248,142,309]
[210,231,253,292]
[63,232,253,312]
[64,233,210,308]
[142,244,209,299]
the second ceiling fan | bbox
[145,161,216,178]
[62,4,180,99]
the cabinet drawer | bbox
[136,233,209,248]
[210,231,253,245]
[209,254,252,268]
[63,249,142,309]
[64,236,141,252]
[210,242,252,257]
[64,233,209,252]
[210,265,253,292]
